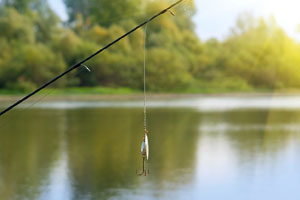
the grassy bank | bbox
[1,86,300,97]
[0,87,141,96]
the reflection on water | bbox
[1,97,300,199]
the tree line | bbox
[1,0,300,92]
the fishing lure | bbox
[136,4,178,177]
[137,23,150,176]
[137,129,149,176]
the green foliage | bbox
[146,48,192,91]
[1,1,300,93]
[221,14,300,89]
[0,43,65,91]
[64,0,142,28]
[0,7,35,43]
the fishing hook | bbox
[136,157,150,176]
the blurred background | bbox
[1,0,300,94]
[1,1,300,200]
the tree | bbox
[64,0,142,28]
[1,0,49,14]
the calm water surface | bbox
[0,95,300,200]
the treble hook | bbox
[136,157,149,176]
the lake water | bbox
[0,95,300,200]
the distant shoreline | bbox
[2,86,300,102]
[2,92,300,102]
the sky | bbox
[48,0,300,41]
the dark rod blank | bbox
[0,0,184,116]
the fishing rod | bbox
[0,0,185,116]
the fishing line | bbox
[143,24,148,130]
[137,1,184,176]
[137,24,150,176]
